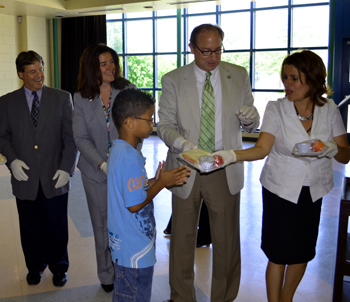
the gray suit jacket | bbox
[157,61,260,199]
[0,85,77,200]
[73,85,140,183]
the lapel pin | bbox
[227,75,231,79]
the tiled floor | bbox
[0,135,350,301]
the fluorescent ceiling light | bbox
[77,8,124,14]
[169,0,216,4]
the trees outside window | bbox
[107,1,329,124]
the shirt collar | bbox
[193,62,219,83]
[23,85,43,100]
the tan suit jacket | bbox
[157,61,260,199]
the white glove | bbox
[180,140,198,152]
[100,161,107,175]
[211,150,237,165]
[318,141,338,159]
[53,170,70,189]
[10,159,29,181]
[236,105,258,125]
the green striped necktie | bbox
[199,71,215,152]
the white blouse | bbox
[259,97,346,204]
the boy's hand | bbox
[158,163,191,187]
[155,161,162,181]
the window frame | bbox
[106,1,330,124]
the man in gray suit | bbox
[0,51,77,287]
[158,24,260,302]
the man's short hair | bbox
[190,24,224,46]
[112,89,155,129]
[16,51,44,74]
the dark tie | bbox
[199,72,215,152]
[31,91,40,129]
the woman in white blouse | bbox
[215,50,350,302]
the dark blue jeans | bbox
[113,262,154,302]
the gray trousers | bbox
[81,173,115,285]
[169,169,241,302]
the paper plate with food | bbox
[178,148,225,173]
[292,139,328,157]
[0,154,7,165]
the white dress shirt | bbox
[173,64,224,152]
[193,63,223,151]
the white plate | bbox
[178,154,225,173]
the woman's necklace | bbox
[101,86,111,96]
[294,104,313,121]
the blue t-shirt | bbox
[107,139,156,268]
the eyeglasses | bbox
[132,117,154,123]
[193,43,224,56]
[24,69,45,75]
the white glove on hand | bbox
[10,159,29,181]
[180,140,198,152]
[100,162,107,176]
[236,105,258,125]
[53,170,70,189]
[318,141,338,159]
[211,150,237,165]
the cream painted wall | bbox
[0,14,21,95]
[0,13,53,96]
[24,16,52,87]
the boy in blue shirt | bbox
[107,89,190,302]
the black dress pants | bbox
[16,183,69,274]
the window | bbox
[255,9,288,49]
[107,1,329,124]
[292,6,329,47]
[221,12,250,50]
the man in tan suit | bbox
[157,24,260,302]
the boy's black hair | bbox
[112,88,155,129]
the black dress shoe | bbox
[27,271,42,285]
[52,272,68,287]
[163,228,171,235]
[101,283,114,293]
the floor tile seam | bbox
[193,279,210,298]
[295,289,331,302]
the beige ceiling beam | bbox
[14,0,66,10]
